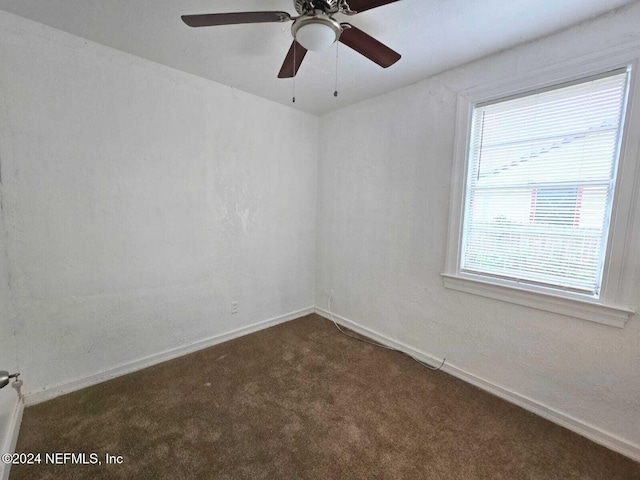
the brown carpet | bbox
[11,314,640,479]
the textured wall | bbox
[0,11,317,398]
[316,4,640,449]
[0,162,18,459]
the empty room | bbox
[1,0,639,478]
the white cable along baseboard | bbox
[0,398,24,480]
[24,307,314,407]
[314,307,640,463]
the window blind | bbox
[461,69,629,295]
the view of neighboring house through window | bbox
[460,69,630,296]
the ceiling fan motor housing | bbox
[294,0,339,15]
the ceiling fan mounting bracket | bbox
[338,0,358,15]
[276,12,293,22]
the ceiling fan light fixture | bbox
[292,15,341,51]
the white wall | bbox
[0,11,317,397]
[316,3,640,452]
[0,164,19,461]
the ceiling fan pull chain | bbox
[334,40,339,98]
[292,41,297,103]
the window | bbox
[462,70,628,295]
[443,62,639,327]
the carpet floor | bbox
[11,314,640,479]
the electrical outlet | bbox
[231,301,239,314]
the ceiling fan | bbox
[181,0,401,78]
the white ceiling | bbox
[0,0,634,115]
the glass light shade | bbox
[295,22,338,51]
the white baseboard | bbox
[24,307,314,406]
[0,398,24,480]
[314,307,640,463]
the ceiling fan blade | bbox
[278,41,308,78]
[345,0,401,13]
[181,11,291,27]
[339,24,400,68]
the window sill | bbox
[441,273,633,328]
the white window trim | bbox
[443,44,640,328]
